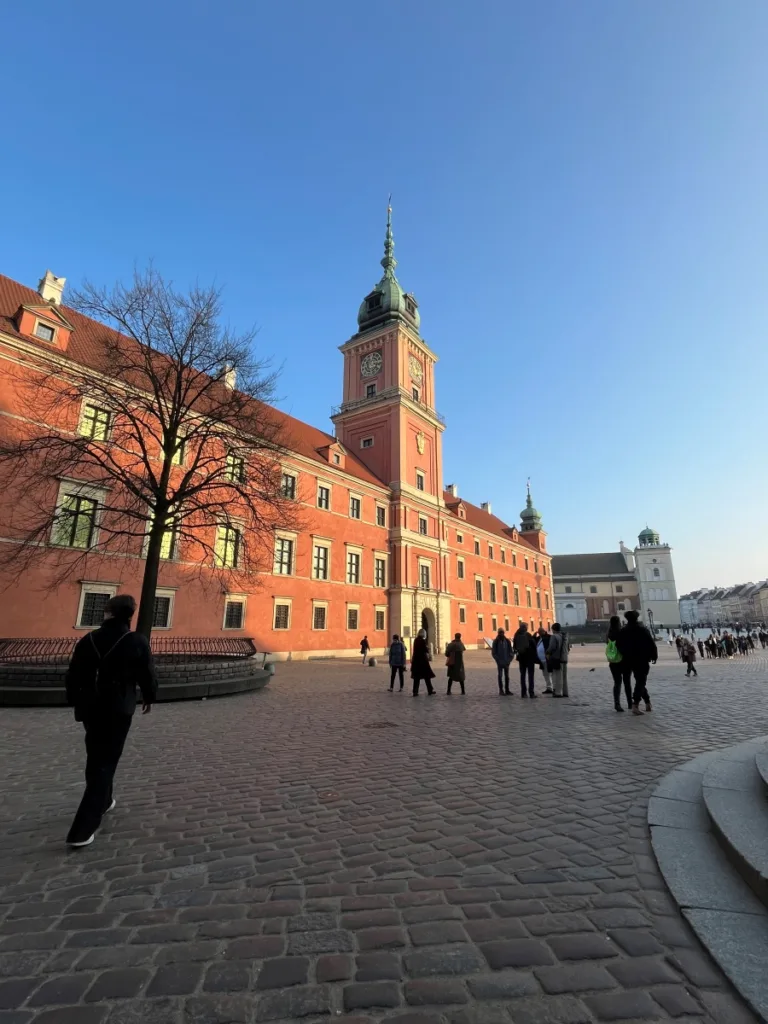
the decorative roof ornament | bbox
[520,479,543,532]
[357,200,420,334]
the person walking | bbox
[547,623,570,698]
[360,635,370,664]
[65,594,157,848]
[411,629,435,696]
[492,628,514,695]
[445,633,466,694]
[697,639,705,659]
[388,634,406,691]
[616,610,658,715]
[513,622,537,698]
[606,615,631,712]
[536,626,553,693]
[683,638,698,677]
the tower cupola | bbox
[357,201,420,334]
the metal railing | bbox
[0,636,259,665]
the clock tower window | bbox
[366,384,376,398]
[416,471,425,491]
[412,387,419,402]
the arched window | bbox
[653,567,661,579]
[662,588,669,601]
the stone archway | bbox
[421,608,437,654]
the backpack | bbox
[605,639,622,663]
[516,632,531,655]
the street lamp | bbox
[648,608,655,637]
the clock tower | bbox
[332,205,450,648]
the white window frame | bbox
[222,595,247,630]
[489,579,497,604]
[312,600,329,631]
[478,614,484,632]
[488,544,494,560]
[273,531,297,576]
[273,598,292,631]
[361,436,374,449]
[474,539,480,555]
[317,481,332,510]
[312,540,331,581]
[151,588,176,630]
[457,557,465,580]
[475,575,483,602]
[502,582,509,605]
[418,515,428,536]
[78,399,113,442]
[75,582,118,629]
[214,522,243,569]
[374,553,387,589]
[280,470,298,500]
[376,504,387,527]
[418,557,432,591]
[51,480,106,550]
[492,615,498,632]
[346,603,360,631]
[365,383,377,398]
[374,605,386,632]
[526,586,533,608]
[456,532,463,544]
[416,470,425,491]
[459,605,466,624]
[349,493,362,520]
[225,449,246,483]
[170,432,187,467]
[34,319,57,343]
[346,544,363,585]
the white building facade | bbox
[634,528,681,628]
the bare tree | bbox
[0,267,303,637]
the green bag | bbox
[605,639,622,664]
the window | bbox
[474,540,480,555]
[53,492,99,549]
[589,585,597,594]
[514,585,520,606]
[375,557,386,588]
[366,294,382,311]
[274,537,294,575]
[350,496,361,519]
[375,609,385,631]
[524,557,529,571]
[534,560,539,574]
[501,549,506,564]
[488,545,494,560]
[565,585,572,594]
[492,616,498,632]
[502,584,509,605]
[545,593,550,610]
[490,582,497,603]
[418,516,428,536]
[459,606,466,623]
[376,506,386,527]
[419,563,431,589]
[34,321,55,342]
[412,388,420,402]
[333,453,341,464]
[313,605,327,630]
[77,587,115,628]
[478,615,484,632]
[536,591,541,608]
[405,297,416,316]
[171,435,186,467]
[347,607,359,630]
[504,617,510,631]
[79,403,111,441]
[366,384,376,398]
[526,589,532,608]
[347,551,361,584]
[215,525,241,568]
[152,593,173,629]
[280,473,296,499]
[416,471,425,491]
[226,451,246,483]
[475,579,483,601]
[543,564,547,576]
[512,553,517,568]
[457,558,465,580]
[361,437,374,449]
[456,532,463,544]
[274,603,290,629]
[159,522,179,560]
[223,598,245,629]
[616,585,623,593]
[653,567,661,578]
[317,485,330,510]
[313,544,329,580]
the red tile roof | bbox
[0,273,387,489]
[443,490,539,552]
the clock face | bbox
[409,355,423,384]
[360,351,382,378]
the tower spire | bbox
[381,195,397,279]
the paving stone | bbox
[480,939,554,969]
[356,928,407,950]
[650,984,704,1016]
[607,955,682,988]
[29,1010,107,1024]
[383,1015,443,1024]
[27,976,94,1007]
[404,979,468,1005]
[202,962,250,993]
[286,930,354,954]
[583,990,660,1019]
[466,972,539,999]
[408,922,466,946]
[185,994,250,1023]
[606,928,664,957]
[0,980,37,1011]
[344,982,401,1010]
[402,906,463,924]
[507,994,593,1023]
[146,964,203,996]
[548,933,619,961]
[355,953,402,982]
[534,965,618,995]
[586,909,650,930]
[255,957,308,989]
[404,947,486,977]
[525,914,594,936]
[84,970,150,1001]
[342,910,401,930]
[667,948,727,988]
[463,918,526,942]
[317,954,353,982]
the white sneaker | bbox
[105,799,116,813]
[68,834,95,848]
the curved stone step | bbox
[650,740,768,1023]
[757,744,768,795]
[703,743,768,907]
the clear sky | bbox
[2,1,767,593]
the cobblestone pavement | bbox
[2,645,768,1024]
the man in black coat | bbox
[616,610,658,715]
[65,594,157,847]
[513,623,538,698]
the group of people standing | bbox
[604,610,658,715]
[685,632,756,660]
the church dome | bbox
[520,483,543,532]
[638,527,660,546]
[357,203,420,334]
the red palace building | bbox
[0,215,554,658]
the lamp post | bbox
[648,608,655,637]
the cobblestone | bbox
[0,647,764,1023]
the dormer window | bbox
[34,321,55,343]
[366,294,382,311]
[333,453,341,465]
[405,296,416,316]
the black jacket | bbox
[513,628,537,665]
[65,620,158,719]
[616,622,658,667]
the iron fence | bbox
[0,636,259,665]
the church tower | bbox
[634,527,681,628]
[332,205,449,649]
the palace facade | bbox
[0,215,554,657]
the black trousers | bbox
[519,661,535,695]
[447,677,465,694]
[390,666,404,689]
[67,712,132,843]
[609,662,632,706]
[412,675,435,695]
[496,664,510,692]
[685,658,698,676]
[629,665,650,706]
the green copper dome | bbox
[357,203,421,334]
[520,483,543,532]
[638,526,660,546]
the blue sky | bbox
[3,1,767,592]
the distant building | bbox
[553,528,680,629]
[680,582,768,627]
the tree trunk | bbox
[135,516,166,639]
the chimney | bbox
[38,270,66,305]
[223,362,236,390]
[481,501,492,514]
[446,483,458,498]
